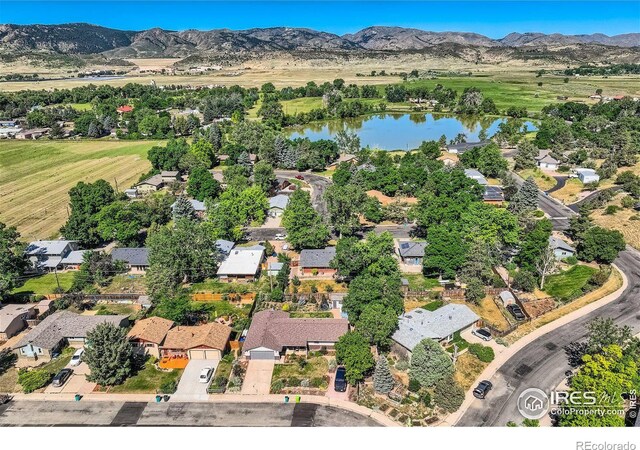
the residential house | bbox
[575,168,600,184]
[0,126,22,138]
[483,186,505,205]
[60,250,91,270]
[35,299,55,319]
[0,120,17,128]
[171,198,206,218]
[535,150,560,171]
[391,304,480,356]
[268,194,290,217]
[135,174,164,194]
[128,317,174,358]
[549,236,576,260]
[161,322,232,360]
[267,262,284,277]
[327,154,356,170]
[446,140,490,154]
[161,171,181,183]
[437,152,459,167]
[216,245,265,282]
[0,304,36,341]
[397,241,427,265]
[16,128,50,140]
[25,240,79,272]
[464,168,489,186]
[215,239,235,256]
[111,248,150,274]
[299,247,337,278]
[242,310,349,360]
[124,188,139,199]
[13,311,128,362]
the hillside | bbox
[0,23,638,61]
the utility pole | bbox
[53,266,61,292]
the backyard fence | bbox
[191,292,255,304]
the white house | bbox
[217,245,265,282]
[575,168,600,184]
[535,150,560,171]
[268,194,290,217]
[549,236,576,260]
[464,169,489,186]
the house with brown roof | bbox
[128,317,174,358]
[242,310,349,360]
[161,322,232,360]
[0,304,36,341]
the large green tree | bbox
[61,179,116,247]
[410,338,454,388]
[373,355,394,394]
[422,226,468,279]
[187,166,221,201]
[281,189,329,249]
[356,303,399,348]
[335,331,374,385]
[324,184,367,237]
[84,322,134,386]
[508,177,539,215]
[577,227,625,264]
[0,222,26,300]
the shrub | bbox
[423,300,444,311]
[565,256,578,265]
[468,343,495,362]
[287,377,301,387]
[421,391,432,407]
[533,210,545,218]
[408,378,421,393]
[621,196,636,209]
[18,368,52,393]
[159,379,177,394]
[311,377,326,388]
[395,359,409,371]
[433,376,465,413]
[604,205,620,215]
[271,379,285,393]
[513,270,537,292]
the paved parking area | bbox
[325,370,349,401]
[241,360,275,395]
[44,361,96,395]
[171,360,218,401]
[460,328,506,355]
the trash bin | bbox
[284,396,290,403]
[155,395,162,403]
[295,396,301,403]
[74,394,81,402]
[163,395,170,402]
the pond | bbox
[287,113,537,151]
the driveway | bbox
[460,328,506,356]
[171,359,218,401]
[241,360,275,395]
[325,370,349,401]
[44,361,96,395]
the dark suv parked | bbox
[334,366,347,392]
[473,380,493,399]
[507,304,526,321]
[52,368,73,387]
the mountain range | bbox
[1,23,638,58]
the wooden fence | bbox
[191,292,255,304]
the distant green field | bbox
[544,265,597,301]
[0,139,161,240]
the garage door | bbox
[250,350,275,360]
[189,350,220,360]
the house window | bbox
[37,348,42,354]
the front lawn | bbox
[11,272,75,296]
[518,169,556,191]
[544,265,597,302]
[271,355,329,392]
[107,358,182,394]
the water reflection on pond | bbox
[287,113,536,151]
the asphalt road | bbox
[0,400,380,427]
[275,170,331,218]
[456,246,640,426]
[568,186,623,213]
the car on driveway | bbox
[69,348,84,366]
[199,367,214,384]
[295,175,304,180]
[507,304,526,321]
[473,380,493,399]
[472,328,492,341]
[274,233,286,240]
[334,366,347,392]
[52,368,73,387]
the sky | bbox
[0,1,638,38]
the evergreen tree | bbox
[434,376,465,413]
[237,151,253,174]
[514,141,538,170]
[373,355,394,394]
[172,196,196,221]
[84,323,133,386]
[410,338,454,388]
[508,177,539,214]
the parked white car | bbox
[199,367,213,383]
[274,233,286,240]
[69,348,84,366]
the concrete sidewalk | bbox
[443,263,629,426]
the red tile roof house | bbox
[242,310,349,360]
[127,317,174,359]
[161,322,232,361]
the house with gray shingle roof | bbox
[25,240,79,272]
[549,236,576,260]
[397,241,427,265]
[111,247,149,274]
[391,304,480,355]
[242,310,349,360]
[535,150,560,170]
[215,239,235,256]
[13,311,128,362]
[464,169,489,186]
[299,247,337,278]
[268,194,290,217]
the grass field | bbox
[591,195,640,250]
[11,272,75,296]
[107,359,182,394]
[550,178,584,203]
[518,168,557,191]
[0,140,160,240]
[544,265,597,301]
